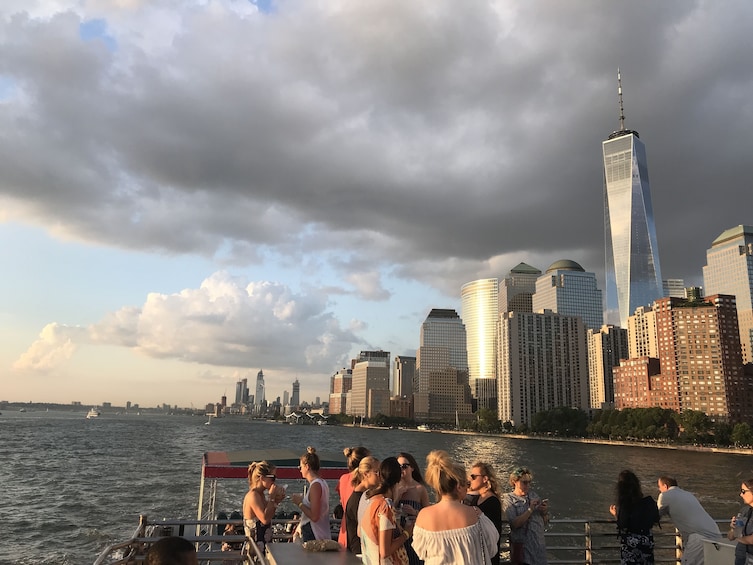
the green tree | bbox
[731,423,753,447]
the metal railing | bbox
[96,515,730,565]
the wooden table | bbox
[266,543,363,564]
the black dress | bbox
[345,488,365,554]
[616,495,660,564]
[478,495,502,565]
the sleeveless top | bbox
[301,477,331,540]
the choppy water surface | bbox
[1,411,750,564]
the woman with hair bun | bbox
[360,457,411,565]
[243,460,283,553]
[291,446,331,542]
[412,450,499,564]
[338,446,371,548]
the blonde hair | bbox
[351,456,380,487]
[248,461,275,488]
[424,450,466,500]
[509,466,533,487]
[300,446,321,471]
[471,460,500,495]
[343,446,371,471]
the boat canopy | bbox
[202,448,347,480]
[198,448,348,522]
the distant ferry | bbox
[86,408,101,419]
[417,424,430,431]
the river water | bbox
[1,410,750,564]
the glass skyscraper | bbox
[703,225,753,363]
[603,71,663,328]
[532,260,604,331]
[460,278,499,411]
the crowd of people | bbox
[156,444,752,565]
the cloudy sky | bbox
[1,0,751,409]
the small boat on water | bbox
[86,407,101,419]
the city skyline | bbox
[2,2,752,406]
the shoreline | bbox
[351,424,753,455]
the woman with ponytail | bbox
[243,460,283,553]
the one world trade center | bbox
[603,71,663,327]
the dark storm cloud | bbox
[1,0,751,291]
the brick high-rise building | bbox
[615,295,753,423]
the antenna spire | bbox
[617,68,625,132]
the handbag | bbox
[510,541,525,565]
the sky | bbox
[1,0,752,409]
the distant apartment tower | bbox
[255,370,265,406]
[349,351,390,418]
[283,390,289,406]
[703,225,753,363]
[655,295,749,420]
[393,356,416,398]
[414,309,473,422]
[663,279,686,299]
[533,260,604,331]
[235,378,248,406]
[615,295,753,422]
[461,278,499,411]
[329,367,353,415]
[587,325,628,409]
[291,379,300,408]
[499,263,541,314]
[627,305,659,359]
[498,310,590,426]
[603,71,663,327]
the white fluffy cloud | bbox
[15,272,360,373]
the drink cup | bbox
[734,514,745,538]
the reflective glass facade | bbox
[460,278,499,410]
[603,131,663,327]
[702,225,753,363]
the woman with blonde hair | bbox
[360,457,411,565]
[337,446,371,548]
[242,460,283,553]
[291,446,331,542]
[502,467,549,565]
[412,450,499,564]
[345,455,380,554]
[467,461,502,565]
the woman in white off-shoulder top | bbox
[411,450,499,565]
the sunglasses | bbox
[742,488,751,495]
[264,475,276,482]
[400,463,411,470]
[469,474,485,480]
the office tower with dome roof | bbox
[533,260,604,331]
[703,225,753,363]
[603,71,663,327]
